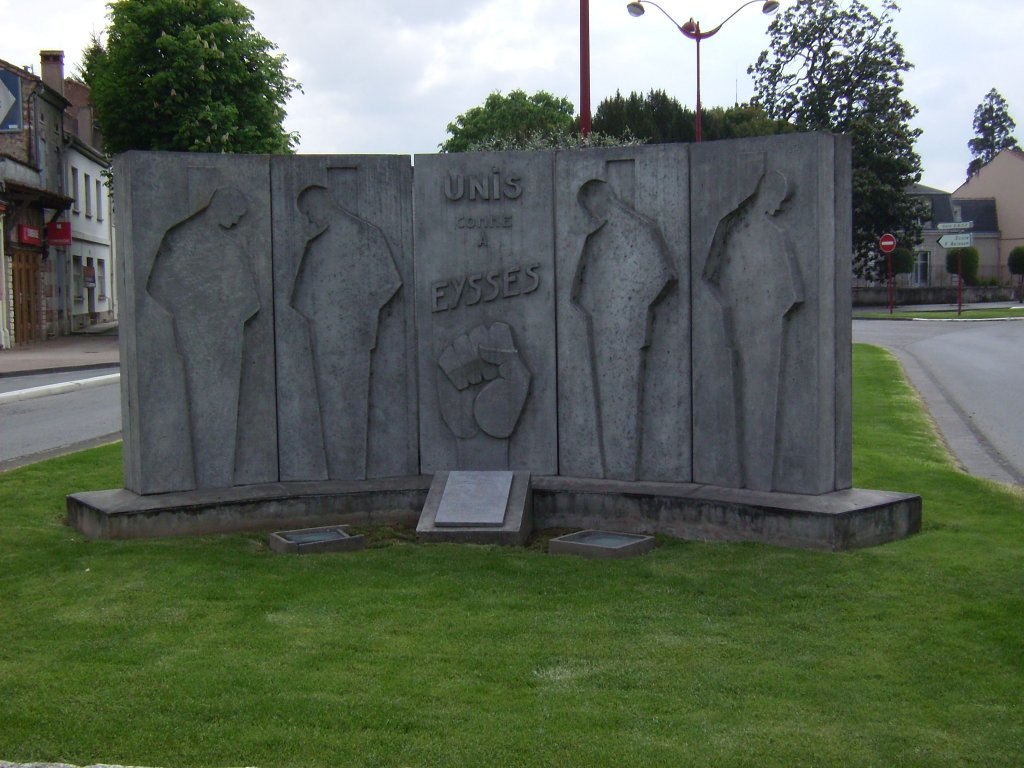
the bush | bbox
[946,247,980,285]
[1010,246,1024,297]
[889,247,915,275]
[1009,246,1024,277]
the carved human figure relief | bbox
[702,170,804,490]
[436,322,531,470]
[571,179,676,480]
[146,186,259,489]
[291,184,402,480]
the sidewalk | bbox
[0,325,120,377]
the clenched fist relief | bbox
[437,322,531,441]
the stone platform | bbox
[68,477,920,552]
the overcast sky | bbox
[2,0,1021,192]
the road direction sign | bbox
[879,233,897,253]
[0,69,22,132]
[937,221,973,231]
[938,233,973,249]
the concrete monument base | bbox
[67,477,920,552]
[416,471,533,546]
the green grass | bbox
[855,307,1024,320]
[1,345,1022,767]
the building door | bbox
[12,249,41,344]
[913,251,930,287]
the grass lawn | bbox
[1,345,1021,767]
[854,307,1024,320]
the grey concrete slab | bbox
[690,133,852,494]
[68,476,431,539]
[271,156,417,482]
[416,470,533,545]
[269,525,365,554]
[434,471,514,527]
[69,473,919,551]
[532,477,920,551]
[549,529,656,559]
[114,152,277,494]
[414,152,557,473]
[554,145,690,481]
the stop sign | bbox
[879,233,897,253]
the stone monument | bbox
[68,136,920,551]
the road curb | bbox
[0,373,121,406]
[0,362,120,379]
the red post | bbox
[957,251,963,316]
[694,35,702,142]
[887,252,894,314]
[580,0,592,136]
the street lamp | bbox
[626,0,779,142]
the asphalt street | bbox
[0,370,122,472]
[853,318,1024,487]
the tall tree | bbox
[749,0,924,280]
[593,90,791,144]
[82,0,300,154]
[441,90,575,153]
[967,88,1019,177]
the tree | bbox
[593,89,693,143]
[441,90,575,153]
[81,0,300,155]
[749,0,924,280]
[966,88,1019,177]
[946,247,979,286]
[592,90,791,144]
[890,246,915,277]
[1008,246,1024,297]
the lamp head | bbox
[626,2,645,17]
[680,18,699,37]
[762,1,780,14]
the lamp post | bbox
[581,0,592,136]
[626,0,779,142]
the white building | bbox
[65,133,115,328]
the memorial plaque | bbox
[271,156,418,482]
[414,152,557,474]
[434,471,514,527]
[548,529,656,559]
[115,152,277,494]
[690,133,852,494]
[269,525,365,554]
[554,145,691,482]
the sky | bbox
[2,0,1021,193]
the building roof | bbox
[907,182,950,196]
[908,184,955,228]
[0,57,41,83]
[908,183,999,233]
[952,198,999,232]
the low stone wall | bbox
[68,476,922,552]
[853,285,1016,306]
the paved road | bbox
[853,319,1024,487]
[0,370,122,471]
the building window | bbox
[73,255,84,301]
[914,251,930,287]
[84,173,92,218]
[71,167,80,213]
[97,259,107,298]
[95,179,103,221]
